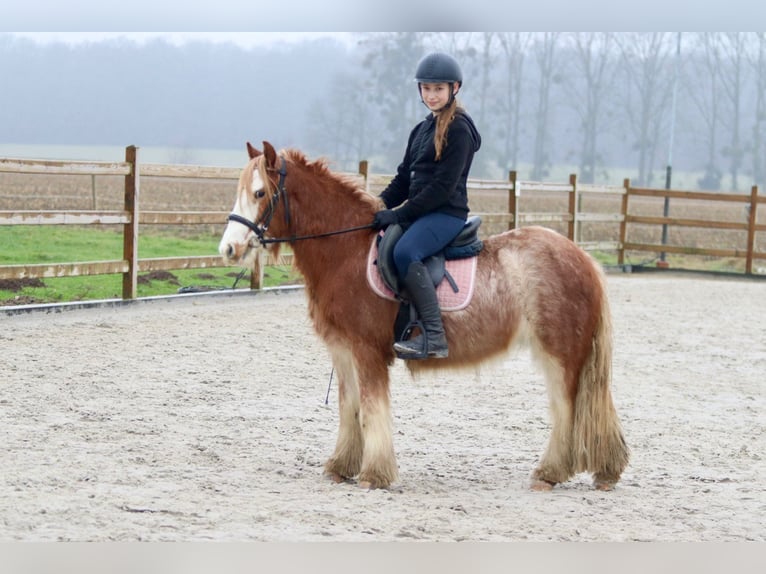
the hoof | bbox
[324,471,350,484]
[530,479,556,491]
[594,480,616,491]
[358,479,389,490]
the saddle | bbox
[370,216,484,341]
[376,215,483,296]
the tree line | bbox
[2,32,764,190]
[317,32,765,190]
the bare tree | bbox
[747,33,765,187]
[717,32,749,190]
[567,32,616,183]
[476,32,495,131]
[616,33,676,186]
[687,33,724,189]
[530,33,561,181]
[495,33,530,173]
[453,32,497,177]
[359,33,427,167]
[451,32,496,177]
[305,71,370,170]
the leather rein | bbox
[226,155,374,246]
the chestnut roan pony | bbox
[219,141,629,491]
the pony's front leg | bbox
[356,353,398,489]
[324,345,364,482]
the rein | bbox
[227,155,374,246]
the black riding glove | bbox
[372,209,399,230]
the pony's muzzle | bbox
[219,239,245,264]
[219,232,261,265]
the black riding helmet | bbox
[415,52,463,85]
[414,52,463,109]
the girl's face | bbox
[419,82,457,112]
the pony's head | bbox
[220,140,380,271]
[218,141,281,266]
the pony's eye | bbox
[255,190,266,199]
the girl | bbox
[372,52,482,359]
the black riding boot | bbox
[394,261,449,359]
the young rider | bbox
[371,52,482,359]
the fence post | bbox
[250,249,264,290]
[568,173,577,242]
[508,170,518,230]
[122,145,139,300]
[618,178,630,266]
[91,174,97,209]
[745,185,758,275]
[358,160,369,192]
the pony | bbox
[219,141,629,491]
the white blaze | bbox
[218,166,266,264]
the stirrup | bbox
[393,320,428,360]
[393,320,448,360]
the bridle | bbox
[227,156,290,245]
[226,155,374,246]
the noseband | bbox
[227,155,373,245]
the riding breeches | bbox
[392,212,465,278]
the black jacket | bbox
[379,109,482,224]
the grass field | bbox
[1,165,763,306]
[0,225,300,306]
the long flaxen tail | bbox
[572,282,630,489]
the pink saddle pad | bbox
[366,235,477,311]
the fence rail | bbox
[617,178,765,273]
[1,146,764,303]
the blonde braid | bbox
[433,98,461,161]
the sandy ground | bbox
[0,273,764,542]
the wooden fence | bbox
[1,146,764,303]
[0,146,237,299]
[618,179,765,273]
[504,172,765,274]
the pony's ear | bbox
[246,141,261,159]
[262,141,278,168]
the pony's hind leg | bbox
[324,345,364,483]
[530,350,577,490]
[530,283,629,491]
